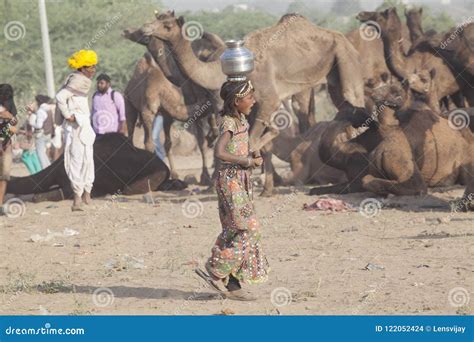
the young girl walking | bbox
[196,80,269,301]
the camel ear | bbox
[171,10,175,16]
[382,9,390,18]
[177,16,185,27]
[429,68,436,79]
[419,7,423,15]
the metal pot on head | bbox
[220,40,254,82]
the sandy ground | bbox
[0,152,472,316]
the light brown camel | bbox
[357,8,462,108]
[123,28,225,184]
[124,50,216,185]
[345,15,410,87]
[137,11,365,195]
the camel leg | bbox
[163,115,179,180]
[122,170,169,196]
[125,99,138,141]
[206,113,219,148]
[195,121,212,186]
[361,174,427,196]
[260,146,275,197]
[141,110,155,152]
[32,188,67,202]
[309,181,364,195]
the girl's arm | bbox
[214,131,253,167]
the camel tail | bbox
[334,35,365,107]
[7,157,64,195]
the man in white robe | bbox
[55,50,97,211]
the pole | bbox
[38,0,55,97]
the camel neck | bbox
[381,27,408,82]
[171,36,225,90]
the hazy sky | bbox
[161,0,470,18]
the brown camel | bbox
[123,28,224,185]
[357,8,462,108]
[124,51,216,185]
[410,22,474,106]
[345,15,410,87]
[270,121,347,186]
[361,82,427,196]
[311,69,474,196]
[137,11,365,196]
[405,7,426,43]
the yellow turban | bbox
[68,50,98,69]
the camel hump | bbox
[277,13,305,25]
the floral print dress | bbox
[205,114,269,284]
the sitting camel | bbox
[361,82,427,196]
[311,67,474,196]
[7,134,182,202]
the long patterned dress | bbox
[206,114,269,284]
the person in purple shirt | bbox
[91,73,126,135]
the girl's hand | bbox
[252,156,263,167]
[9,126,18,135]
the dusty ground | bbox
[0,152,472,316]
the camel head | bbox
[357,8,402,39]
[123,27,151,46]
[405,7,423,26]
[407,68,436,100]
[139,10,185,43]
[370,79,406,110]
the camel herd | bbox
[122,7,474,211]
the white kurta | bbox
[55,74,96,197]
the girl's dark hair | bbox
[219,80,250,118]
[0,84,17,116]
[35,94,52,106]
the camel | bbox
[311,67,474,196]
[270,121,347,186]
[405,7,426,44]
[357,8,463,109]
[410,23,474,106]
[361,82,427,196]
[123,28,225,185]
[6,133,181,202]
[137,11,365,196]
[345,15,410,87]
